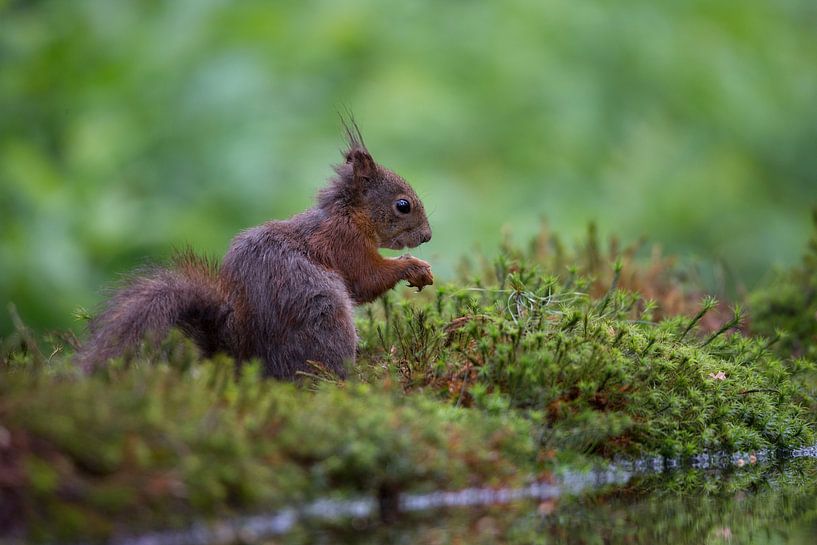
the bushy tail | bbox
[77,251,230,371]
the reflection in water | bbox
[111,449,817,545]
[537,459,817,545]
[310,459,817,545]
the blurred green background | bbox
[1,0,816,334]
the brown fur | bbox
[77,122,433,378]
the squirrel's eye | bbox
[395,199,411,214]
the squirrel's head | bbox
[318,121,432,250]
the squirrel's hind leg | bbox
[248,268,357,380]
[281,286,357,380]
[221,232,358,380]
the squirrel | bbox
[77,121,433,379]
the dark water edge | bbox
[82,447,817,545]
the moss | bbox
[0,353,534,540]
[358,263,814,459]
[2,224,816,540]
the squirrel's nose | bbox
[421,230,432,243]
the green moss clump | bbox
[359,258,814,459]
[0,350,534,541]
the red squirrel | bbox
[78,121,433,378]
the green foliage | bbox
[2,0,817,333]
[0,348,534,541]
[3,226,817,540]
[749,210,817,360]
[359,242,816,458]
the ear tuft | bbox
[350,148,375,182]
[338,111,374,185]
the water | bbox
[108,447,817,545]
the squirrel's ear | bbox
[349,148,375,184]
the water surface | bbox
[113,448,817,545]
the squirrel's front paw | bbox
[401,256,434,291]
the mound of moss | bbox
[2,225,816,541]
[0,349,534,541]
[357,259,814,459]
